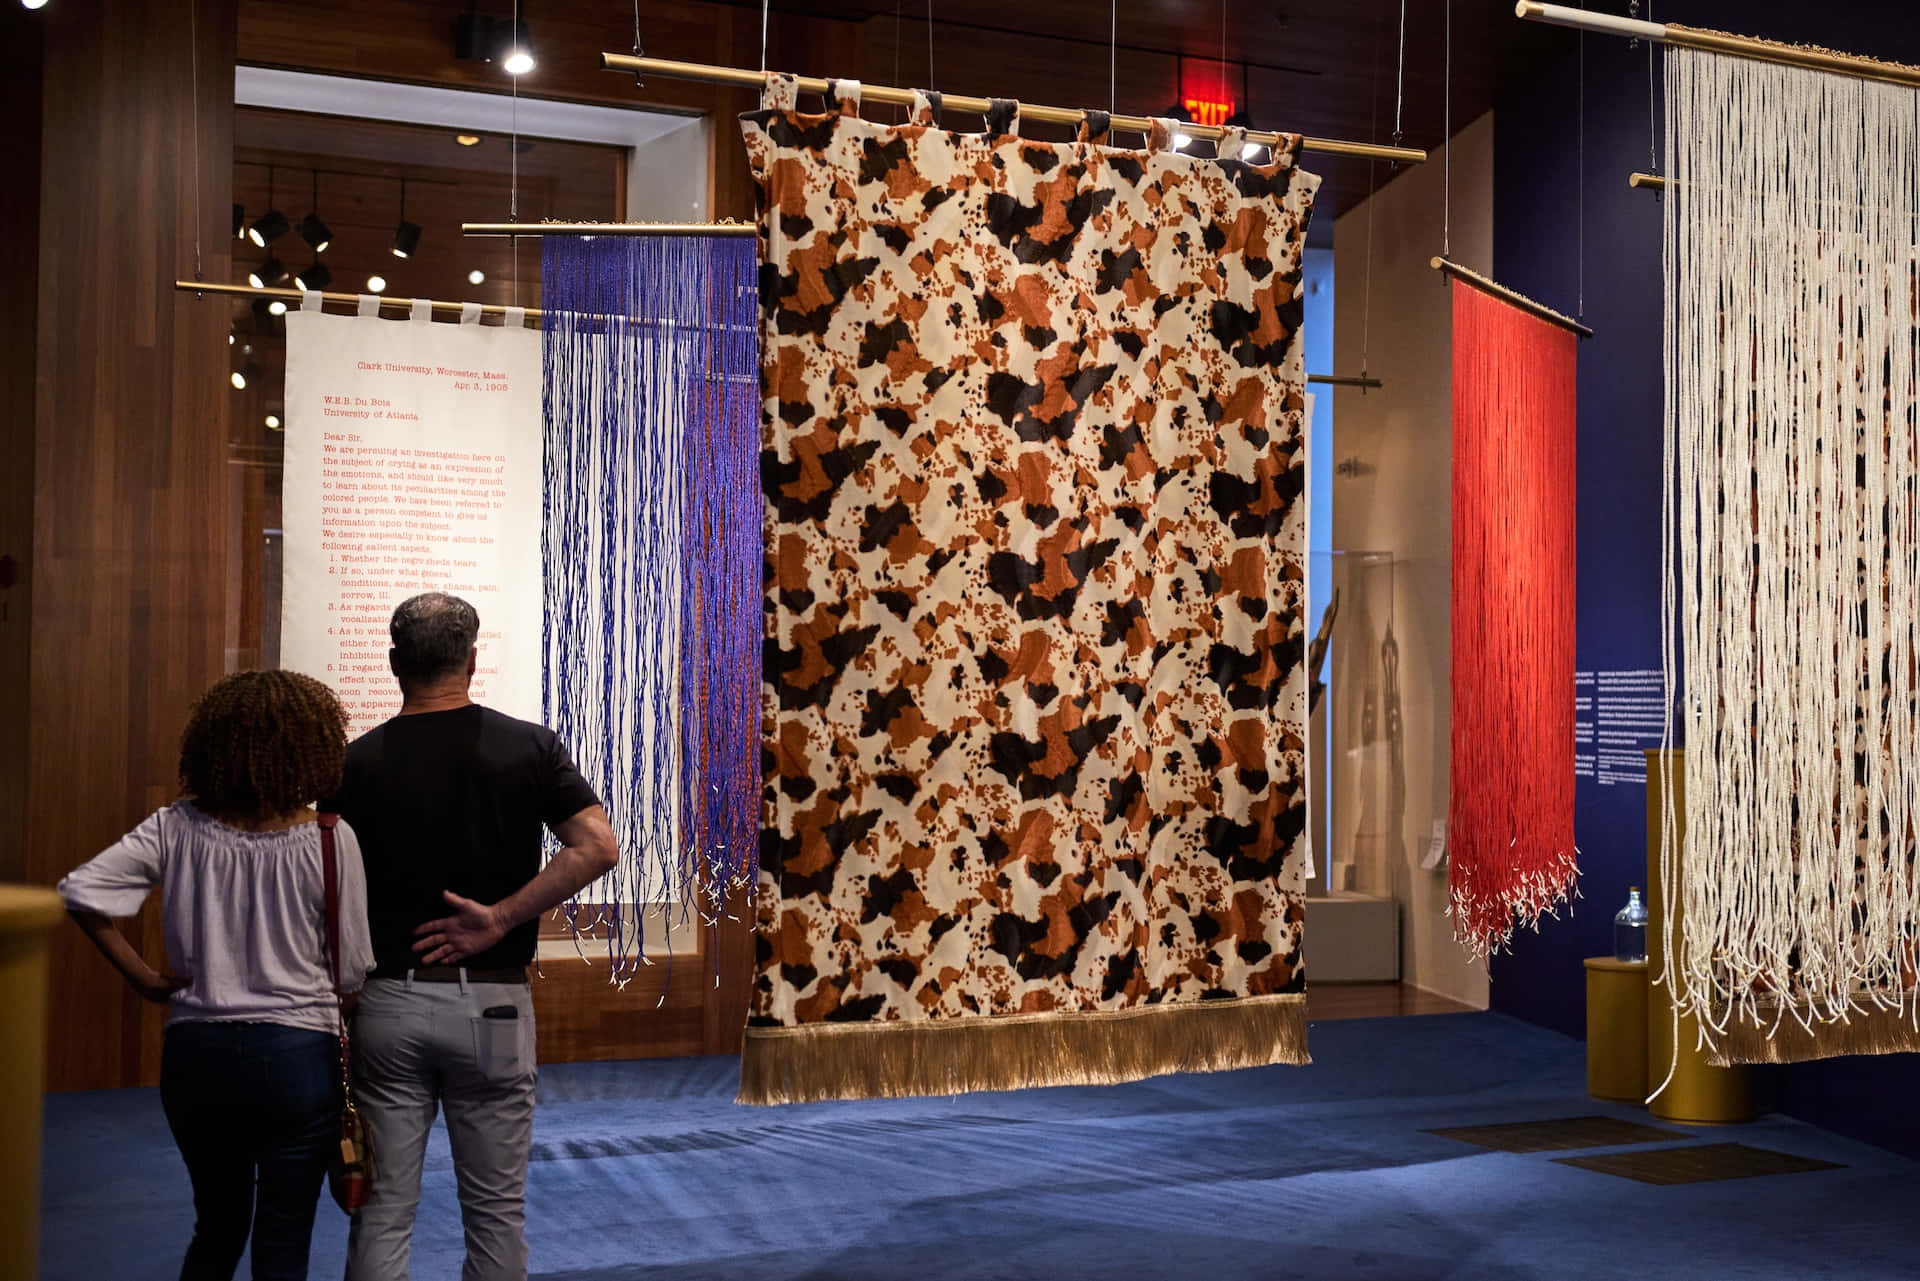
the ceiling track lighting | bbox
[248,166,289,247]
[391,177,422,258]
[453,10,534,75]
[232,203,246,240]
[297,171,332,253]
[248,257,287,290]
[295,260,333,291]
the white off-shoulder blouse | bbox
[58,803,375,1035]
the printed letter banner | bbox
[740,76,1319,1103]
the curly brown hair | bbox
[178,670,349,819]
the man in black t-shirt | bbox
[337,592,615,1281]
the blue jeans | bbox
[160,1021,340,1281]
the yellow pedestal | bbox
[1644,751,1754,1124]
[0,887,65,1281]
[1583,957,1649,1103]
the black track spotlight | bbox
[297,172,331,252]
[297,212,332,254]
[295,260,333,291]
[390,178,422,258]
[248,257,287,289]
[248,166,288,246]
[232,203,246,240]
[248,208,289,248]
[454,11,533,73]
[391,220,423,259]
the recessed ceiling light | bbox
[468,269,485,285]
[502,48,534,76]
[265,414,282,430]
[367,275,388,293]
[456,133,482,147]
[230,370,247,390]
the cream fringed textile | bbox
[1662,48,1920,1065]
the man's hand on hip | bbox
[413,891,510,965]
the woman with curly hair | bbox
[58,669,375,1281]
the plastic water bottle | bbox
[1614,888,1648,963]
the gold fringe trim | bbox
[738,993,1309,1105]
[1706,995,1920,1066]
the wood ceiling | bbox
[239,0,1501,233]
[709,0,1499,227]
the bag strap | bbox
[317,812,355,1110]
[319,811,342,996]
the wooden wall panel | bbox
[27,0,237,1092]
[0,7,44,890]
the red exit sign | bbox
[1183,97,1235,127]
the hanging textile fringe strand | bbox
[540,233,761,981]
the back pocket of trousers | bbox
[470,1015,527,1079]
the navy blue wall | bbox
[1490,0,1920,1158]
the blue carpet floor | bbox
[41,1012,1920,1280]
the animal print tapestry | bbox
[741,76,1319,1103]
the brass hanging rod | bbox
[1429,258,1594,340]
[1307,374,1384,389]
[463,222,758,237]
[1629,172,1667,190]
[601,53,1428,165]
[175,280,542,322]
[1517,2,1920,90]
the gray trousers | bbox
[344,974,537,1281]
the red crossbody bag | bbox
[318,813,375,1213]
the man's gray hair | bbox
[389,592,480,682]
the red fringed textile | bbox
[1448,283,1579,957]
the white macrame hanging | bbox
[1662,46,1920,1064]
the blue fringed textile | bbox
[540,233,760,980]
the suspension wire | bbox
[512,0,522,306]
[1442,0,1451,258]
[1109,0,1116,114]
[633,0,641,55]
[189,0,203,281]
[761,0,770,74]
[1392,0,1407,149]
[928,0,936,91]
[1647,1,1659,171]
[1363,11,1381,377]
[895,0,904,119]
[1577,16,1585,318]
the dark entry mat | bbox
[1427,1116,1682,1153]
[1555,1142,1844,1185]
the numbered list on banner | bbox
[281,309,542,733]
